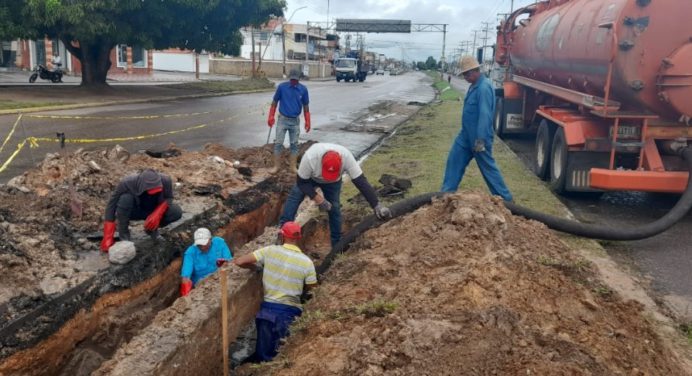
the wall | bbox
[210,58,333,79]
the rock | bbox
[108,145,130,163]
[451,207,475,225]
[40,276,68,295]
[7,176,30,193]
[108,241,137,264]
[87,160,102,172]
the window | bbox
[294,33,306,43]
[117,45,147,68]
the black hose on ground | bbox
[505,147,692,241]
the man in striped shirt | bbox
[232,221,317,362]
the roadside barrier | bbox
[0,113,239,175]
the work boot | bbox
[117,222,131,242]
[271,155,281,173]
[289,154,298,173]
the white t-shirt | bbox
[297,143,362,183]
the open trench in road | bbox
[0,98,428,375]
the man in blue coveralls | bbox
[441,56,513,201]
[266,68,311,172]
[179,228,233,296]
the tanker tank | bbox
[500,0,692,121]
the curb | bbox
[0,88,274,116]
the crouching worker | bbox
[100,169,183,251]
[232,222,316,362]
[180,228,233,296]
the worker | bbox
[278,142,391,247]
[100,169,183,251]
[232,221,316,362]
[179,228,233,296]
[441,56,513,201]
[266,68,310,172]
[447,74,451,84]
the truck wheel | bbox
[493,98,507,138]
[534,120,555,180]
[549,128,569,194]
[336,77,341,82]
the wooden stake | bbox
[220,268,230,376]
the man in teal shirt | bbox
[179,228,233,296]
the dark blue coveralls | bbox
[441,74,513,201]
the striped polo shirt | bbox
[252,244,317,309]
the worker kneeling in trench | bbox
[232,221,317,362]
[100,169,183,251]
[179,227,233,296]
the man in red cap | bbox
[278,142,391,247]
[100,169,182,251]
[232,221,316,362]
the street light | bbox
[282,6,307,78]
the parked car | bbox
[390,69,399,76]
[375,69,385,75]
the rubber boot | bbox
[117,221,131,241]
[289,154,298,173]
[271,155,281,173]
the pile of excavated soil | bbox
[0,142,277,306]
[242,193,689,375]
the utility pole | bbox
[282,21,287,78]
[305,21,310,77]
[441,24,447,72]
[511,0,515,12]
[471,30,480,57]
[480,22,492,64]
[251,27,256,78]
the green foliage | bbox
[424,56,437,70]
[3,0,285,55]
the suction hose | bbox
[505,147,692,241]
[316,148,692,275]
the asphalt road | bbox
[0,71,434,183]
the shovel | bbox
[266,125,273,145]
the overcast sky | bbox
[285,0,537,63]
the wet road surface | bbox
[0,72,435,183]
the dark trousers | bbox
[115,193,182,240]
[279,180,342,246]
[253,301,302,362]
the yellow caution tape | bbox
[0,115,22,154]
[0,114,238,174]
[26,111,216,120]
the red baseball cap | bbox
[321,150,342,182]
[281,221,302,239]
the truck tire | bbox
[493,98,507,138]
[336,77,341,82]
[549,127,569,194]
[534,120,555,180]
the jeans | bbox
[279,180,342,246]
[115,193,183,240]
[274,115,300,155]
[253,302,302,362]
[441,135,513,201]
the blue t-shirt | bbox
[273,81,309,118]
[181,237,233,285]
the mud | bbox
[241,193,690,375]
[0,142,298,374]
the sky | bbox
[284,0,538,63]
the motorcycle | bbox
[29,64,63,83]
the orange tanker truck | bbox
[493,0,692,194]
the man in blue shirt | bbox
[441,56,513,201]
[266,68,311,172]
[179,228,233,296]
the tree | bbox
[424,56,437,70]
[6,0,284,86]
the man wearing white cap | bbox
[179,228,233,296]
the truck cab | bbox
[334,57,367,82]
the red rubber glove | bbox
[180,280,192,297]
[144,201,169,231]
[304,111,311,133]
[100,221,116,252]
[216,258,228,267]
[267,104,277,127]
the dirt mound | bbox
[244,193,689,375]
[0,143,273,306]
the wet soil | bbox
[240,193,690,375]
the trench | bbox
[0,176,290,376]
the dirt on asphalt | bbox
[240,193,690,376]
[0,142,277,308]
